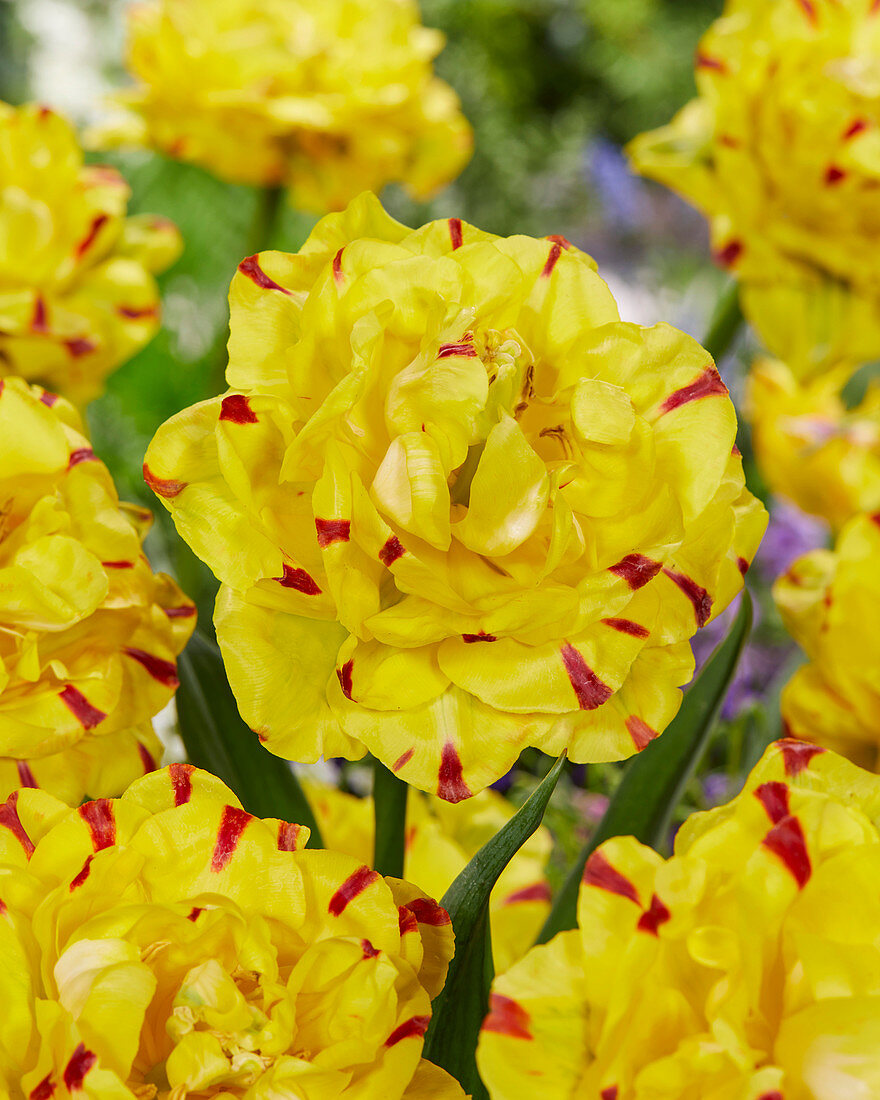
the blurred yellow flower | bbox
[0,102,181,405]
[307,781,552,974]
[0,377,195,804]
[0,765,464,1098]
[145,192,766,800]
[747,357,880,531]
[628,0,880,376]
[775,511,880,771]
[478,738,880,1100]
[94,0,472,211]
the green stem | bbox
[373,757,408,878]
[702,279,744,364]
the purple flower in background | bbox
[585,136,644,229]
[703,772,731,807]
[755,497,828,581]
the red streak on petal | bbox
[392,747,414,772]
[336,659,354,700]
[626,715,658,752]
[68,448,97,468]
[117,304,158,320]
[756,1093,784,1100]
[462,631,497,643]
[483,994,532,1040]
[79,799,116,851]
[75,213,109,258]
[797,0,817,21]
[59,685,106,730]
[361,938,380,959]
[386,1015,431,1047]
[763,815,811,887]
[406,896,452,926]
[31,297,48,333]
[732,443,742,456]
[379,535,405,566]
[503,882,552,905]
[663,568,713,628]
[137,741,157,774]
[714,239,743,267]
[780,739,825,776]
[546,234,572,248]
[169,762,195,806]
[29,1074,55,1100]
[333,247,344,285]
[737,556,750,575]
[70,855,93,891]
[187,906,203,921]
[124,647,179,688]
[398,905,419,935]
[0,793,35,857]
[582,850,641,905]
[102,560,133,569]
[602,617,649,638]
[609,553,662,590]
[211,805,253,871]
[164,605,197,619]
[600,1088,619,1100]
[560,644,613,710]
[437,741,472,803]
[63,1044,97,1092]
[64,337,96,358]
[438,341,478,358]
[219,393,258,423]
[143,463,187,498]
[660,367,728,414]
[275,563,322,594]
[755,781,791,824]
[448,218,463,250]
[719,134,740,149]
[825,164,847,185]
[316,517,351,548]
[541,241,563,277]
[39,390,58,407]
[637,893,671,935]
[329,864,380,916]
[696,52,726,72]
[16,761,38,788]
[237,254,292,295]
[277,820,302,851]
[844,118,868,140]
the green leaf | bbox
[176,630,324,846]
[537,590,752,944]
[702,279,744,364]
[373,757,408,878]
[423,754,566,1099]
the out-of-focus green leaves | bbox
[424,754,565,1100]
[176,630,323,844]
[538,591,753,943]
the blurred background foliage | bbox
[2,0,823,856]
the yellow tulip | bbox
[628,0,880,377]
[478,738,880,1100]
[92,0,471,211]
[0,102,180,404]
[747,357,880,531]
[775,511,880,771]
[0,377,195,803]
[307,781,552,974]
[145,192,766,800]
[0,764,463,1098]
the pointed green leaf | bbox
[537,590,752,944]
[423,754,565,1098]
[176,630,323,846]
